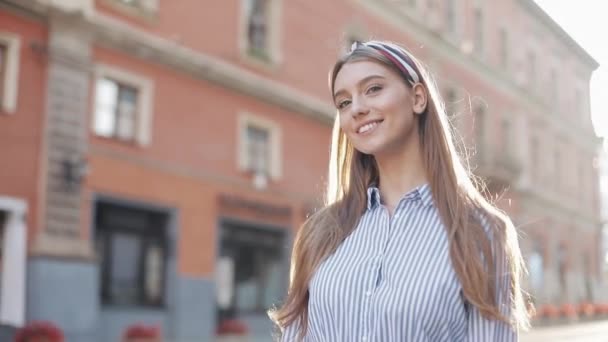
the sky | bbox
[533,0,607,143]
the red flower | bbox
[597,303,608,315]
[14,321,64,342]
[538,304,559,319]
[560,303,578,318]
[123,323,162,341]
[216,319,249,335]
[578,302,595,317]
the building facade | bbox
[0,0,601,340]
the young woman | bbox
[270,40,531,341]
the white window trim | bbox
[472,3,485,60]
[237,112,282,180]
[526,48,538,89]
[93,64,154,146]
[442,0,462,44]
[501,114,513,157]
[498,26,509,71]
[238,0,283,68]
[101,0,159,18]
[41,0,94,16]
[0,32,21,114]
[0,196,27,327]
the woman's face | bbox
[332,59,426,157]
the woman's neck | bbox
[375,141,427,214]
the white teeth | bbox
[358,122,379,134]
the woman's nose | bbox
[350,97,370,117]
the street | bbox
[521,320,608,342]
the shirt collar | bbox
[366,186,381,210]
[366,183,433,210]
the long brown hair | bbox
[269,41,531,339]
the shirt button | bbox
[365,290,372,297]
[362,336,367,341]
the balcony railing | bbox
[472,145,522,185]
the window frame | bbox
[0,210,5,271]
[101,0,159,19]
[527,50,537,88]
[92,64,154,146]
[239,0,283,67]
[237,112,282,180]
[0,32,20,114]
[498,27,509,70]
[472,5,484,58]
[217,222,286,316]
[95,201,169,308]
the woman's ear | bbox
[412,83,427,115]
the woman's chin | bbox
[353,144,382,156]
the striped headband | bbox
[351,41,421,85]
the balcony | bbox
[472,145,523,186]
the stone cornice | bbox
[519,186,601,229]
[353,0,600,152]
[3,0,336,126]
[89,14,335,125]
[518,0,599,71]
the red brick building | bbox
[0,0,601,340]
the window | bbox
[501,118,511,157]
[474,105,485,147]
[93,64,153,145]
[95,201,168,307]
[584,253,593,301]
[445,0,456,34]
[247,125,270,175]
[575,88,585,125]
[499,28,508,69]
[241,0,281,65]
[118,0,139,5]
[238,113,282,181]
[247,0,269,56]
[527,51,536,88]
[107,0,159,15]
[528,239,544,295]
[549,69,558,106]
[530,136,539,181]
[0,32,20,113]
[473,7,484,56]
[0,210,5,270]
[346,35,362,50]
[554,149,561,190]
[0,44,6,108]
[557,243,567,295]
[94,78,138,141]
[343,22,367,53]
[578,162,584,201]
[217,223,285,318]
[443,87,457,116]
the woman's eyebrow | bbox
[333,75,386,100]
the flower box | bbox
[14,321,64,342]
[122,323,162,342]
[216,319,249,337]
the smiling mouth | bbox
[357,120,383,134]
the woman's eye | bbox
[337,99,351,109]
[367,85,383,94]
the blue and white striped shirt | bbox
[283,184,516,341]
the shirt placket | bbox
[361,207,391,342]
